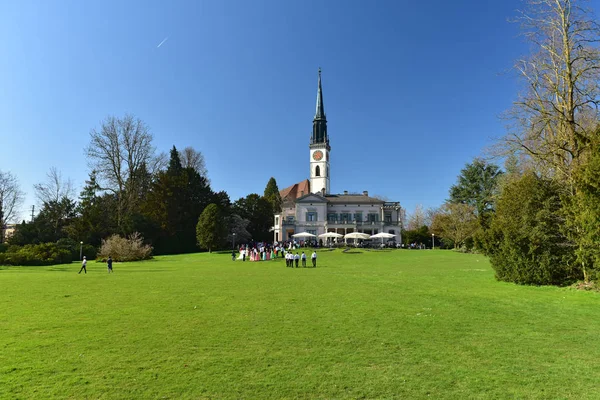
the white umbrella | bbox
[292,232,317,238]
[370,232,396,246]
[370,232,396,239]
[318,232,343,238]
[344,232,371,240]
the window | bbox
[354,212,363,221]
[368,213,379,222]
[384,213,392,223]
[327,213,337,222]
[276,233,279,241]
[315,166,321,177]
[306,212,318,221]
[307,229,317,236]
[388,230,395,235]
[275,217,279,225]
[340,213,351,222]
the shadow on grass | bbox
[342,249,363,254]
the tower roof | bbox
[314,68,326,120]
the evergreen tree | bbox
[263,177,282,213]
[167,145,183,176]
[449,159,502,228]
[232,194,273,242]
[196,203,227,252]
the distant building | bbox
[273,70,403,242]
[1,223,16,243]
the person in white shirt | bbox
[311,251,317,268]
[301,252,307,267]
[294,253,300,268]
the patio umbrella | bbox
[292,232,317,238]
[344,232,371,240]
[318,232,344,238]
[370,232,396,245]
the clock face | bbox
[313,150,323,161]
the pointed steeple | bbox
[311,68,328,145]
[314,68,326,120]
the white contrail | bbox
[157,37,169,48]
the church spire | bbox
[314,67,326,120]
[311,68,328,144]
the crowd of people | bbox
[233,241,317,267]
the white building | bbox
[273,69,403,243]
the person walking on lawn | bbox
[78,256,87,274]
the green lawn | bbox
[1,249,600,399]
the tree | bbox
[263,177,282,213]
[232,194,273,242]
[33,167,75,206]
[430,202,478,249]
[485,172,576,285]
[179,147,208,179]
[449,159,503,228]
[563,131,600,282]
[64,171,116,247]
[167,146,183,176]
[86,114,156,229]
[196,203,227,252]
[227,214,252,244]
[0,170,25,240]
[33,167,76,237]
[501,0,600,182]
[407,204,427,231]
[141,148,215,254]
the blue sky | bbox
[2,0,589,221]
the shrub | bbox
[0,243,73,266]
[485,173,577,285]
[0,243,8,254]
[97,232,153,262]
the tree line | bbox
[404,0,600,287]
[0,114,282,257]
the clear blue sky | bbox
[3,0,588,221]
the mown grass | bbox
[1,249,600,399]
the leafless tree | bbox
[179,146,208,178]
[0,170,25,227]
[86,114,156,228]
[33,167,75,206]
[407,204,427,230]
[499,0,600,183]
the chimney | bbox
[343,190,348,195]
[363,191,368,196]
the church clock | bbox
[313,150,323,161]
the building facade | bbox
[273,70,403,243]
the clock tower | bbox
[310,68,331,195]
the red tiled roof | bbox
[280,179,311,202]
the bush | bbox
[485,173,577,285]
[0,243,73,266]
[97,232,153,262]
[0,243,8,253]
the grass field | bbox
[2,249,600,399]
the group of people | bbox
[232,242,318,268]
[285,251,317,268]
[78,256,113,274]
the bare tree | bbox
[0,170,25,228]
[407,204,427,230]
[500,0,600,182]
[179,146,208,178]
[86,114,156,228]
[33,167,75,206]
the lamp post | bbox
[80,241,83,260]
[432,234,435,250]
[232,232,236,250]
